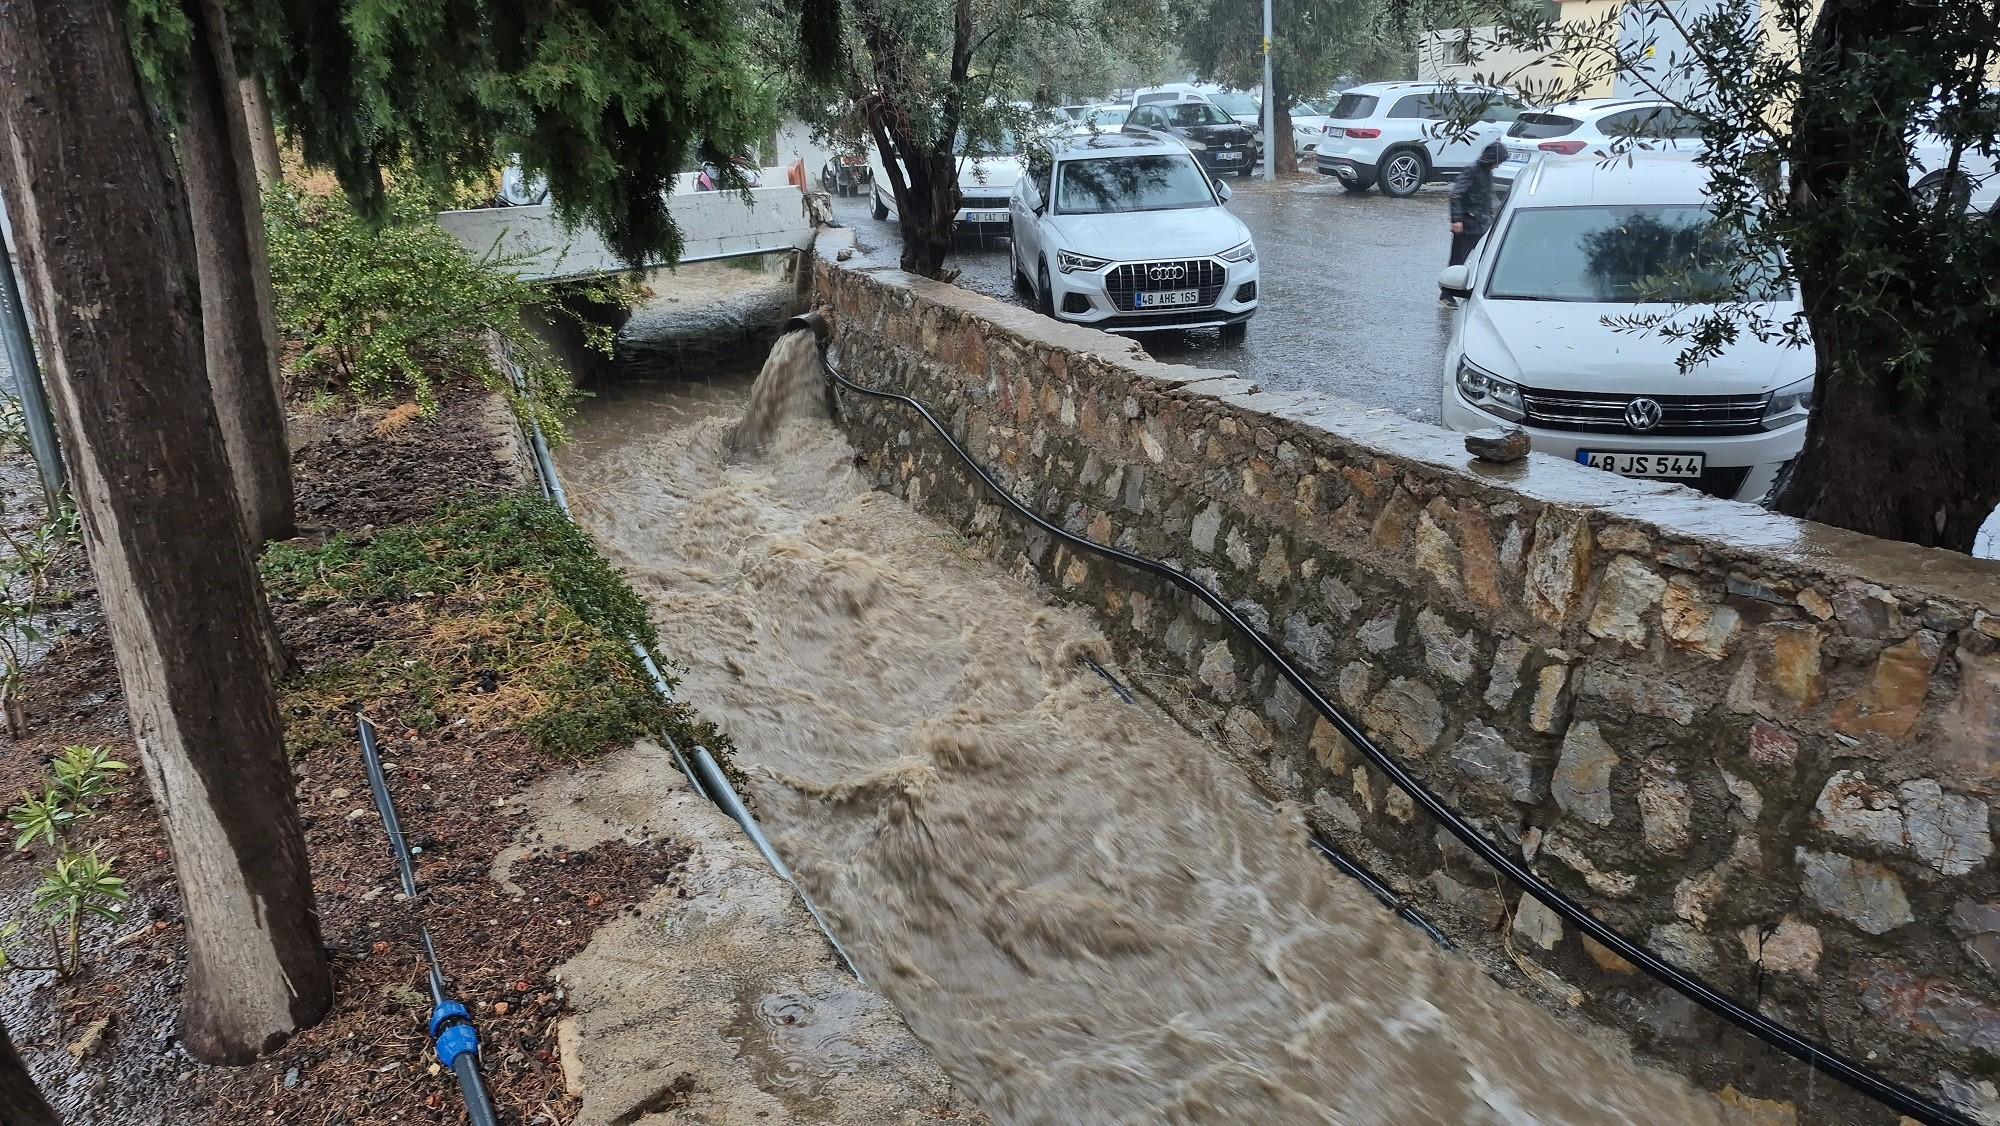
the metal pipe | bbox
[0,209,65,508]
[689,746,863,983]
[356,715,498,1126]
[813,332,1975,1126]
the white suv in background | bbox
[1496,99,1700,190]
[1439,155,1811,502]
[870,130,1023,237]
[1314,81,1523,196]
[1009,133,1259,338]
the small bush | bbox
[264,187,629,442]
[263,495,684,759]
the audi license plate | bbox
[1578,450,1705,479]
[1136,289,1200,308]
[965,210,1008,224]
[1214,150,1243,163]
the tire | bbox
[1916,169,1973,211]
[871,189,889,221]
[1220,321,1248,343]
[1012,242,1033,296]
[1036,260,1056,318]
[1377,148,1427,198]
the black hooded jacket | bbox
[1448,142,1507,237]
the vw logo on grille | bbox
[1148,264,1187,282]
[1624,397,1664,431]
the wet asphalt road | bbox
[830,175,1460,424]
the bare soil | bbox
[0,388,688,1126]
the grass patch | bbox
[263,494,708,760]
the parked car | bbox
[1206,90,1263,128]
[498,162,548,206]
[819,150,873,196]
[694,155,762,192]
[1495,98,1700,191]
[1009,133,1258,338]
[868,130,1023,239]
[1439,154,1810,503]
[1290,101,1332,153]
[1123,100,1261,178]
[1069,104,1135,135]
[1313,81,1523,197]
[1130,83,1212,107]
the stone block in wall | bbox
[1797,848,1914,935]
[1588,555,1667,647]
[1812,770,1992,876]
[1739,916,1822,980]
[1553,721,1618,827]
[1450,725,1536,803]
[1728,625,1826,718]
[1663,575,1743,660]
[1525,509,1593,625]
[1856,961,2000,1056]
[1831,631,1945,740]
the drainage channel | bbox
[788,311,1974,1126]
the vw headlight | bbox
[1760,375,1814,429]
[1183,139,1208,152]
[1455,356,1525,422]
[1057,250,1111,274]
[1219,240,1257,264]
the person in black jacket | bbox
[1442,141,1506,305]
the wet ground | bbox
[830,176,1459,423]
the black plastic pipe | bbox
[804,323,1973,1126]
[357,715,499,1126]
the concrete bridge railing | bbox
[436,183,816,282]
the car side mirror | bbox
[1213,178,1234,203]
[1439,265,1471,297]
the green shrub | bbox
[264,187,627,441]
[263,495,684,759]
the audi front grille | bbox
[1104,259,1227,312]
[1520,388,1770,436]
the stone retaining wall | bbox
[812,230,2000,1123]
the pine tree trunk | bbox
[239,75,283,190]
[0,0,332,1065]
[0,1020,59,1126]
[179,0,296,546]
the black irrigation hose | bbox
[796,316,1974,1126]
[356,715,500,1126]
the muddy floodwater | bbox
[556,334,1733,1125]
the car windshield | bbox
[1510,112,1580,139]
[1485,205,1787,302]
[1082,107,1129,129]
[1292,101,1322,116]
[1208,92,1260,116]
[1164,102,1234,128]
[956,128,1020,157]
[1055,154,1216,214]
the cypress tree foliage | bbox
[239,0,834,267]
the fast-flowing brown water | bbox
[557,332,1731,1126]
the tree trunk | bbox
[239,74,283,190]
[1270,70,1298,176]
[179,0,296,545]
[1769,0,2000,551]
[898,146,960,278]
[0,0,332,1065]
[0,1020,59,1126]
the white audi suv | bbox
[1009,133,1259,338]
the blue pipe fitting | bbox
[429,1000,480,1068]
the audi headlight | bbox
[1760,375,1814,429]
[1219,240,1257,264]
[1455,356,1525,422]
[1057,249,1111,274]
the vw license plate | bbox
[1136,289,1200,308]
[965,210,1008,224]
[1578,450,1705,479]
[1214,150,1243,162]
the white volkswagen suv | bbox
[1440,155,1811,502]
[1009,133,1259,338]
